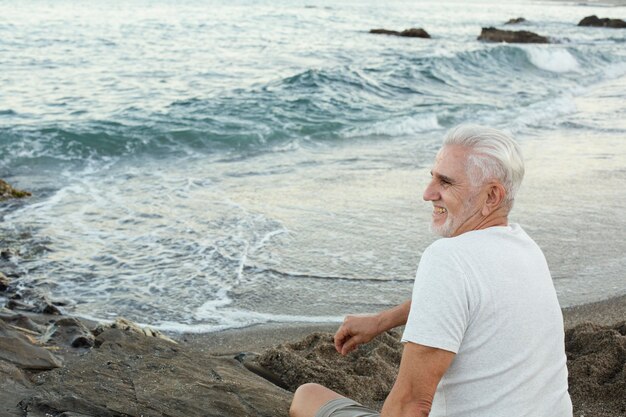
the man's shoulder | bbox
[425,224,532,255]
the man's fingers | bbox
[334,327,347,353]
[340,336,360,356]
[334,322,354,351]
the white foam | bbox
[343,113,441,138]
[512,96,578,129]
[524,46,580,73]
[194,288,234,320]
[73,305,344,334]
[603,61,626,79]
[150,310,344,334]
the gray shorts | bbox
[315,398,380,417]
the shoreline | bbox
[179,293,626,355]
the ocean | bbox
[1,0,625,332]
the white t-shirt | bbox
[402,224,572,417]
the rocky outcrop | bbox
[505,17,526,25]
[19,327,292,417]
[578,15,626,28]
[370,28,431,38]
[0,179,31,200]
[478,27,549,43]
[0,313,293,417]
[40,317,95,349]
[0,321,63,370]
[6,296,62,315]
[0,360,34,417]
[0,312,47,334]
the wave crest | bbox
[524,46,580,73]
[343,113,441,138]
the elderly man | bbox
[290,125,572,417]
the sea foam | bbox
[524,47,580,73]
[343,113,441,139]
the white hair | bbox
[442,124,525,211]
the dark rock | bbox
[50,298,72,307]
[40,317,95,349]
[7,296,63,315]
[478,27,549,43]
[0,360,31,386]
[399,28,430,38]
[505,17,526,25]
[256,330,403,410]
[370,28,430,38]
[41,300,62,315]
[0,312,47,334]
[0,361,34,417]
[6,299,37,312]
[0,179,31,201]
[578,15,626,28]
[0,272,9,291]
[370,28,400,35]
[21,328,291,417]
[0,321,63,370]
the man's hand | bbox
[334,314,382,355]
[334,300,412,356]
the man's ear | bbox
[481,182,506,216]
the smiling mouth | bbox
[434,207,447,214]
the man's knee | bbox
[291,383,321,417]
[290,383,338,417]
[294,382,325,398]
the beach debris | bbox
[478,27,549,43]
[256,330,403,410]
[93,317,178,344]
[0,321,62,370]
[40,317,95,349]
[505,17,526,25]
[370,28,431,38]
[0,272,9,292]
[0,179,31,200]
[578,15,626,28]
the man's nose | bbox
[423,180,439,201]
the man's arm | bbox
[380,342,455,417]
[334,300,411,355]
